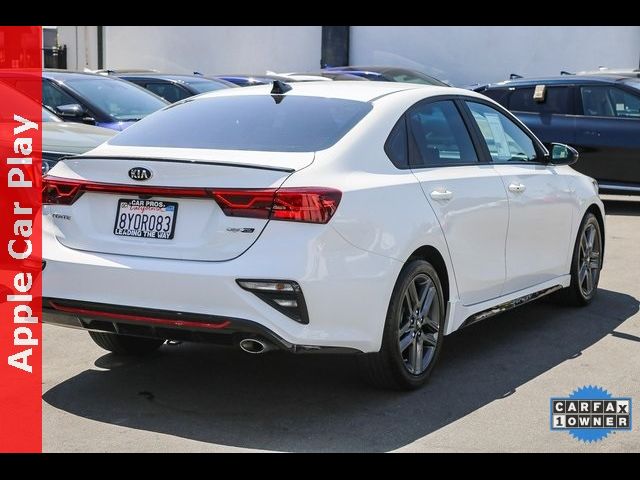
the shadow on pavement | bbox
[43,288,638,452]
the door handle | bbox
[430,189,453,201]
[508,183,526,193]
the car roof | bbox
[216,73,296,81]
[326,65,408,73]
[96,69,158,74]
[114,73,226,83]
[483,74,634,88]
[578,68,640,75]
[43,69,123,82]
[287,71,368,81]
[196,80,462,103]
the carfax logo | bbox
[550,386,632,443]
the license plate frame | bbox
[113,198,178,240]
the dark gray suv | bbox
[475,75,640,195]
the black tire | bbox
[360,259,445,390]
[557,212,603,306]
[88,331,165,355]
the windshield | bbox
[187,80,230,94]
[42,107,62,122]
[385,69,448,86]
[109,95,372,152]
[64,77,167,121]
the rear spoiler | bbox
[59,156,295,173]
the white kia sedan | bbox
[42,81,604,389]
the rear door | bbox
[574,83,640,186]
[463,99,574,293]
[407,98,509,306]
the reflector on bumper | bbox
[236,279,309,324]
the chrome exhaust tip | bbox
[239,338,272,354]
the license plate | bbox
[113,199,178,240]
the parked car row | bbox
[1,64,637,194]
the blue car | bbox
[0,69,168,131]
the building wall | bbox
[350,26,640,86]
[57,26,99,71]
[103,26,322,74]
[56,26,640,86]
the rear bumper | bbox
[43,219,403,352]
[42,298,357,353]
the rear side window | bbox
[384,116,408,168]
[109,95,372,152]
[407,100,478,167]
[509,86,572,114]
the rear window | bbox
[109,95,372,152]
[187,80,230,94]
[384,69,449,87]
[509,86,572,114]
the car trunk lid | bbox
[44,151,313,261]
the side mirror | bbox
[56,103,85,118]
[548,143,578,166]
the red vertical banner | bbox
[0,26,43,453]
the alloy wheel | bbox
[578,223,601,297]
[398,273,441,375]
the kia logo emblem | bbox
[128,167,152,181]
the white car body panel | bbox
[43,213,402,352]
[42,82,604,353]
[494,163,575,293]
[412,164,509,305]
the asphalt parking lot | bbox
[42,196,640,452]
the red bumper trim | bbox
[48,301,231,330]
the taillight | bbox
[212,188,341,224]
[42,177,342,224]
[42,177,83,205]
[269,188,342,224]
[42,176,211,205]
[211,190,277,219]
